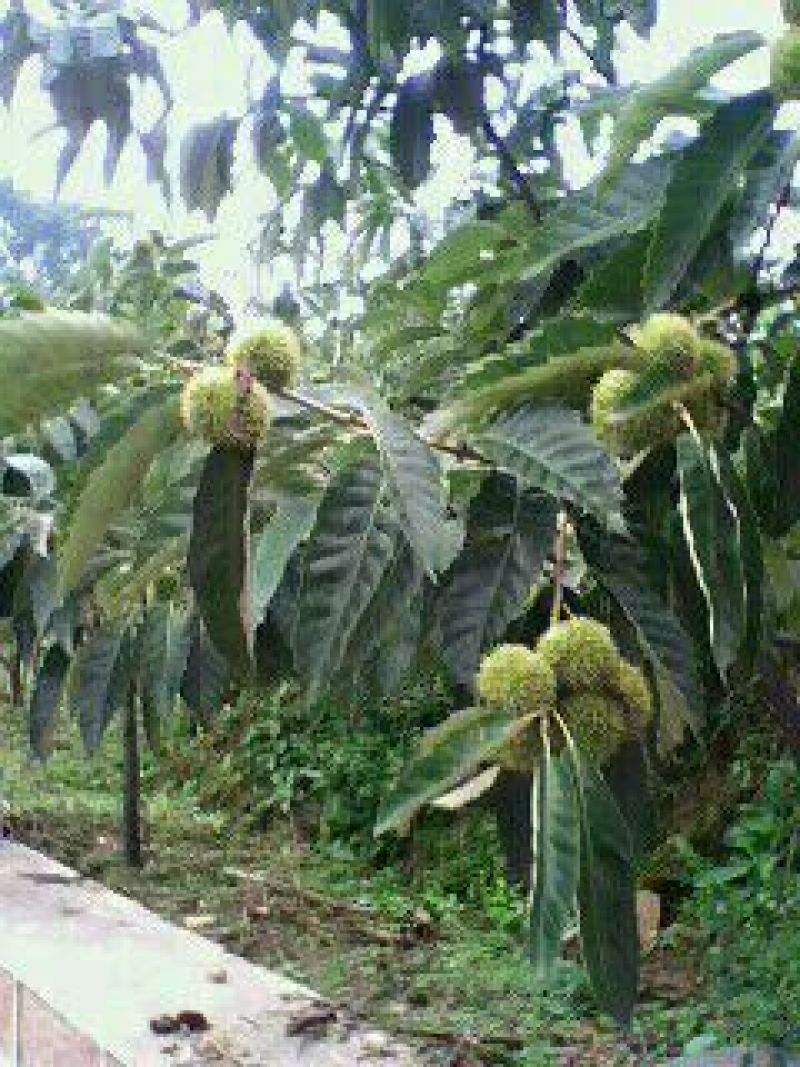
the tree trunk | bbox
[122,682,143,868]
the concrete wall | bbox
[0,967,119,1067]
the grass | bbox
[1,704,797,1065]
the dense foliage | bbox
[0,0,798,1031]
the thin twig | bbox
[550,511,569,625]
[278,386,487,464]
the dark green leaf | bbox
[59,395,181,597]
[580,522,704,745]
[475,406,625,533]
[529,738,580,979]
[730,130,800,261]
[179,615,229,724]
[288,104,328,164]
[775,354,800,537]
[437,476,557,686]
[569,752,639,1025]
[390,76,434,187]
[70,625,126,754]
[676,434,746,678]
[251,494,320,626]
[603,32,763,184]
[644,91,775,310]
[715,449,764,672]
[29,644,71,759]
[180,116,239,221]
[375,704,522,836]
[293,454,396,697]
[188,446,254,673]
[355,389,463,575]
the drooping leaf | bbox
[644,90,775,310]
[337,537,425,695]
[574,232,651,319]
[475,407,625,533]
[375,704,523,836]
[432,765,501,810]
[509,0,560,54]
[529,737,580,979]
[569,751,639,1025]
[442,344,628,429]
[730,130,800,263]
[293,454,396,697]
[355,389,463,575]
[188,446,254,673]
[138,602,185,751]
[580,522,704,745]
[287,103,328,163]
[419,220,515,290]
[775,354,800,537]
[603,32,763,184]
[69,625,126,754]
[437,476,557,686]
[59,395,181,597]
[29,644,71,759]
[715,449,763,672]
[390,75,435,187]
[423,160,671,299]
[0,311,146,435]
[460,315,622,393]
[179,614,228,724]
[251,493,321,627]
[676,434,746,678]
[180,116,239,221]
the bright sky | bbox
[0,0,795,316]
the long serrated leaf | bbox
[29,644,71,759]
[69,625,126,754]
[58,396,181,597]
[529,737,580,979]
[569,751,639,1025]
[0,311,146,434]
[437,476,557,686]
[644,90,775,310]
[580,522,703,745]
[603,32,763,184]
[337,537,424,695]
[730,130,800,262]
[775,354,800,537]
[676,434,746,678]
[714,449,764,672]
[179,614,228,724]
[475,407,625,533]
[442,344,628,430]
[138,602,183,751]
[251,493,320,626]
[420,220,514,289]
[188,446,254,673]
[355,390,463,575]
[293,455,396,697]
[375,704,522,836]
[180,116,239,221]
[460,314,622,392]
[574,232,650,319]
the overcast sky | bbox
[0,0,794,315]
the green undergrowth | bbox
[1,697,798,1065]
